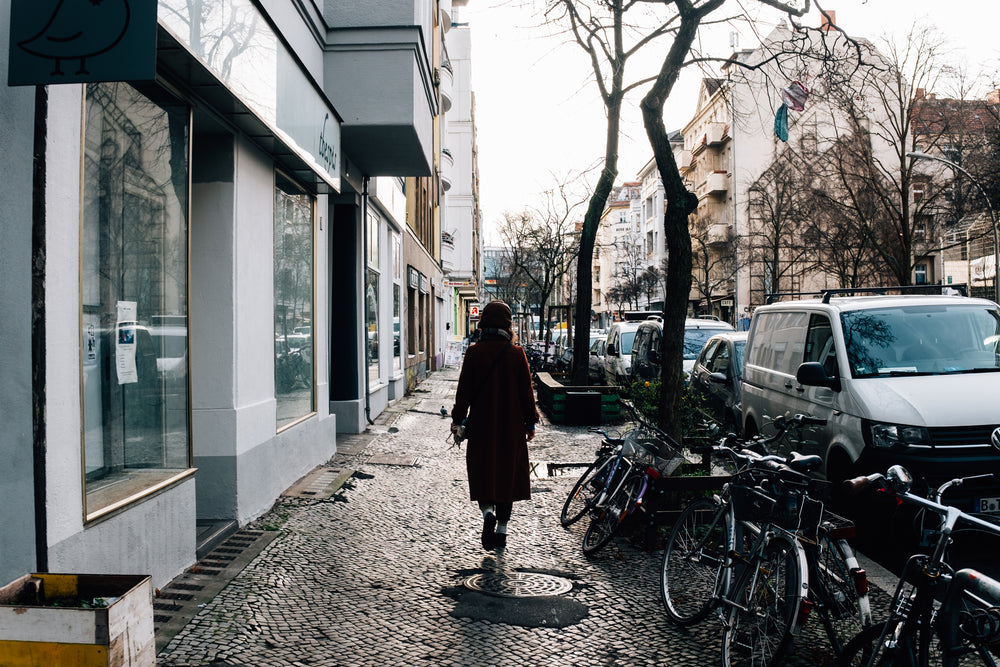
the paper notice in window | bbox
[116,301,138,384]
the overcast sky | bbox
[460,0,1000,245]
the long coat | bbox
[452,336,539,503]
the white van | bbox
[604,320,643,386]
[741,292,1000,507]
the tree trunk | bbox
[571,103,622,386]
[639,1,719,439]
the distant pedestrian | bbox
[451,300,539,550]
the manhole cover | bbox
[463,572,573,598]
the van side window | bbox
[747,311,809,375]
[804,314,838,377]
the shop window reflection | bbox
[274,173,315,429]
[80,82,191,518]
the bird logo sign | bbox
[8,0,157,86]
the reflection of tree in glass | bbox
[841,312,896,376]
[86,82,188,326]
[161,0,263,81]
[273,184,313,344]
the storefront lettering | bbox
[319,113,338,173]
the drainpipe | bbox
[362,176,374,426]
[32,85,48,571]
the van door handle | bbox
[784,381,794,389]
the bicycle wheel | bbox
[661,496,732,626]
[837,621,896,666]
[812,534,872,655]
[721,533,805,667]
[582,473,643,555]
[560,454,613,527]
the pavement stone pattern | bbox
[156,364,889,667]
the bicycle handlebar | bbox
[842,466,1000,545]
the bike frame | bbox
[851,471,1000,667]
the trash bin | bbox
[565,391,602,426]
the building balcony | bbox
[439,62,454,113]
[706,170,728,196]
[440,148,454,192]
[707,222,733,245]
[677,150,693,171]
[323,3,437,176]
[706,122,728,145]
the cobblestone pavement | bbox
[157,365,890,667]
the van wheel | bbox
[824,450,853,487]
[825,450,855,507]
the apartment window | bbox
[915,263,928,285]
[80,82,191,518]
[366,212,381,385]
[274,172,315,429]
[392,232,402,374]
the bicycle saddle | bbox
[787,451,823,473]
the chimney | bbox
[820,10,837,31]
[914,88,925,100]
[988,89,1000,105]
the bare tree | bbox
[547,0,682,385]
[689,213,738,314]
[806,23,957,287]
[545,0,866,435]
[637,1,869,438]
[497,186,582,356]
[745,149,818,298]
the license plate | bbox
[977,497,1000,513]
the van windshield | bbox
[841,304,1000,378]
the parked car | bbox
[688,331,748,434]
[604,320,643,385]
[588,334,607,384]
[630,317,736,381]
[741,290,1000,506]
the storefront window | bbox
[81,82,191,518]
[274,173,315,429]
[392,232,402,374]
[367,212,381,384]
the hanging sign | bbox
[8,0,157,86]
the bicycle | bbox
[559,427,623,527]
[579,401,685,556]
[838,465,1000,666]
[661,414,872,666]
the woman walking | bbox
[451,300,539,550]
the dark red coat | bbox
[452,337,539,502]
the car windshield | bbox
[620,331,637,355]
[841,304,1000,378]
[683,328,721,359]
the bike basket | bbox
[731,484,801,530]
[628,429,685,475]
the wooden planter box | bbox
[647,463,731,528]
[534,372,621,425]
[0,573,154,666]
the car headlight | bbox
[865,421,931,449]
